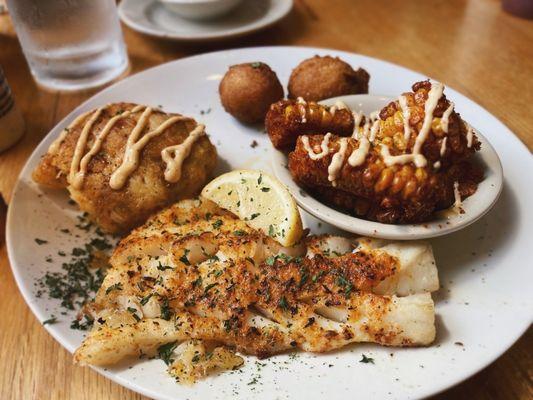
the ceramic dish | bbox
[271,95,503,240]
[119,0,293,41]
[7,47,533,400]
[159,0,243,21]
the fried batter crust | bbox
[32,103,217,233]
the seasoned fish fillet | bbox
[74,198,438,372]
[32,103,217,233]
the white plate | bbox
[271,94,503,240]
[7,47,533,400]
[119,0,293,41]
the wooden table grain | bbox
[0,0,531,399]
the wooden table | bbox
[0,0,531,398]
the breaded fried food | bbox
[265,98,354,150]
[376,80,480,167]
[74,198,437,376]
[219,62,284,123]
[287,81,483,224]
[288,55,370,101]
[32,103,217,233]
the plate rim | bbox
[118,0,294,41]
[6,45,533,400]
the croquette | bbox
[219,62,284,123]
[288,55,370,101]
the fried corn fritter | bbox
[266,99,354,150]
[74,198,438,380]
[32,103,217,233]
[283,81,483,223]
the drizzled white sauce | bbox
[453,181,462,209]
[466,123,474,148]
[433,161,441,169]
[440,137,447,157]
[70,105,145,190]
[380,144,426,168]
[296,97,307,123]
[398,95,411,142]
[369,120,380,143]
[69,107,104,189]
[410,82,445,167]
[49,111,93,155]
[161,124,205,183]
[110,109,189,190]
[301,133,331,160]
[329,100,348,115]
[351,111,364,138]
[369,110,379,121]
[348,136,370,167]
[440,102,454,133]
[327,138,349,186]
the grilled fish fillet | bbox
[74,198,438,369]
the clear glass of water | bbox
[6,0,129,91]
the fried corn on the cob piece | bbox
[266,99,354,150]
[289,134,482,223]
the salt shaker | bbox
[0,67,25,153]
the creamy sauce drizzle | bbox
[110,108,190,190]
[69,107,105,189]
[380,144,427,168]
[369,110,380,121]
[327,138,349,186]
[70,105,145,189]
[302,133,331,160]
[348,136,370,167]
[296,97,307,123]
[440,137,447,157]
[161,124,205,183]
[466,123,474,148]
[440,102,454,133]
[351,111,364,138]
[453,181,462,210]
[410,82,445,167]
[433,161,441,169]
[329,100,348,115]
[369,119,380,143]
[398,95,411,142]
[49,111,93,155]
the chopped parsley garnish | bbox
[35,238,48,245]
[261,187,270,192]
[192,276,203,287]
[127,307,141,321]
[71,314,94,331]
[268,225,276,237]
[43,316,57,325]
[105,282,123,295]
[360,354,375,364]
[250,62,262,68]
[278,296,289,310]
[160,298,173,320]
[212,219,223,229]
[336,274,354,297]
[257,174,263,184]
[157,341,178,365]
[140,293,153,305]
[179,249,191,265]
[250,213,260,220]
[191,354,200,363]
[157,261,173,271]
[204,283,218,294]
[234,229,246,236]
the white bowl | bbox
[271,94,504,240]
[159,0,243,20]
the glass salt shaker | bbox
[0,67,25,153]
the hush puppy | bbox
[288,55,370,101]
[219,62,284,123]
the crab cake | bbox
[32,103,217,234]
[219,62,284,123]
[288,55,370,101]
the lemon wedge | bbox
[201,170,303,246]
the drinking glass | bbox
[6,0,129,91]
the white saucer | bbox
[118,0,293,41]
[271,94,504,240]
